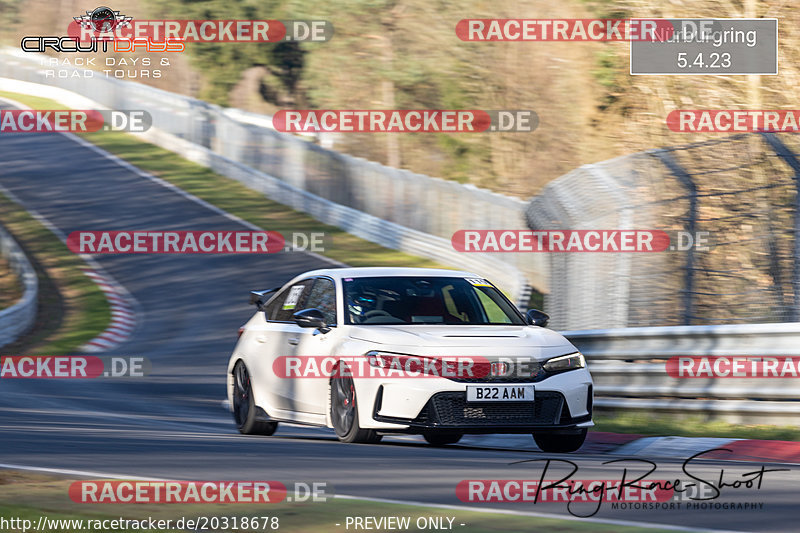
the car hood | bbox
[347,325,576,355]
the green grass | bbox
[0,194,110,354]
[593,412,800,441]
[0,471,688,533]
[0,91,448,271]
[0,254,22,311]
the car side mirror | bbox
[293,308,329,332]
[526,309,550,327]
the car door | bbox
[249,279,313,413]
[290,277,340,414]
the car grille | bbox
[413,391,566,427]
[448,361,547,383]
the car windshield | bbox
[342,276,525,325]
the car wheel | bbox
[330,368,381,444]
[533,428,587,453]
[233,361,278,435]
[423,432,463,446]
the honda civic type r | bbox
[226,267,593,451]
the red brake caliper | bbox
[344,384,354,407]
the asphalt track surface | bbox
[0,113,798,532]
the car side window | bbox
[269,281,313,322]
[303,278,337,325]
[263,295,280,321]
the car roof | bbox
[294,267,483,282]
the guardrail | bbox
[0,47,539,306]
[565,324,800,425]
[141,122,531,305]
[0,224,38,349]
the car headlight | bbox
[543,352,585,373]
[366,350,428,370]
[365,350,402,368]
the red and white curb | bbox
[79,267,136,353]
[0,177,138,354]
[370,431,800,465]
[609,435,800,464]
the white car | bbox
[226,267,593,452]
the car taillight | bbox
[237,327,245,339]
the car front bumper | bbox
[357,368,593,432]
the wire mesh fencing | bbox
[527,133,800,330]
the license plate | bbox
[466,385,534,402]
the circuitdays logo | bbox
[22,7,331,53]
[74,6,132,34]
[22,6,184,53]
[27,8,331,79]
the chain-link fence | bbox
[527,133,800,330]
